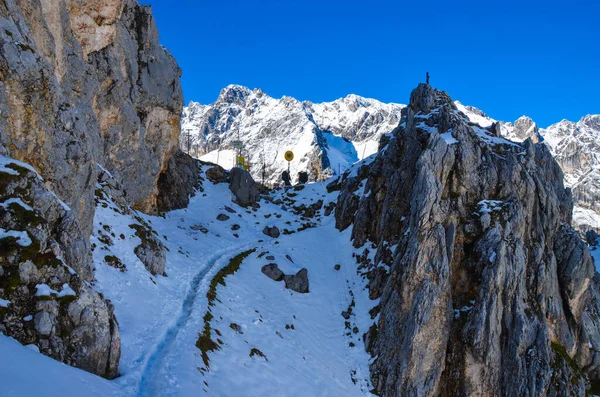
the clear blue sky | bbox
[149,0,599,127]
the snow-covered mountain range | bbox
[181,85,404,185]
[456,103,600,231]
[182,86,599,231]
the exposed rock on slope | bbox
[0,157,120,379]
[181,85,404,185]
[0,0,187,234]
[0,0,195,377]
[335,84,599,396]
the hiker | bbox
[282,170,291,186]
[426,72,430,85]
[297,171,308,185]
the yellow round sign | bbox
[284,151,294,162]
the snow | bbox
[0,298,10,308]
[35,284,55,297]
[455,101,494,128]
[199,149,237,170]
[573,206,600,230]
[23,315,33,322]
[0,154,41,177]
[323,131,359,175]
[477,200,505,214]
[0,227,32,247]
[34,284,76,298]
[0,335,121,397]
[439,129,459,145]
[0,197,33,212]
[0,165,369,396]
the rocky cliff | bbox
[0,0,196,378]
[458,104,600,233]
[334,84,600,395]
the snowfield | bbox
[1,165,376,396]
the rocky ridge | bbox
[457,102,600,232]
[333,84,600,396]
[180,85,404,185]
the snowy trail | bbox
[136,245,253,397]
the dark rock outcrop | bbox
[283,269,309,293]
[335,83,599,396]
[261,264,284,281]
[156,150,203,213]
[0,158,120,379]
[229,167,259,207]
[206,165,228,184]
[263,226,280,238]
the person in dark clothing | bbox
[282,170,291,186]
[297,171,308,185]
[426,72,430,85]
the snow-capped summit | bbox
[181,86,405,185]
[217,84,254,105]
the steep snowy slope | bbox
[2,159,375,396]
[181,86,404,185]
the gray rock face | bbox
[262,226,280,238]
[261,264,284,282]
[283,269,309,294]
[0,0,186,235]
[0,159,120,379]
[156,150,203,213]
[335,83,599,396]
[229,167,259,206]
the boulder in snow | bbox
[216,214,230,221]
[229,167,259,207]
[284,268,309,293]
[206,165,228,184]
[261,264,284,282]
[263,226,280,238]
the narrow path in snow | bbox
[136,246,251,397]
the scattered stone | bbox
[216,214,230,221]
[334,264,341,271]
[231,224,241,231]
[104,255,126,272]
[224,206,236,213]
[263,226,280,238]
[341,311,351,320]
[266,255,275,260]
[206,165,228,184]
[284,268,309,293]
[261,264,284,281]
[229,323,243,334]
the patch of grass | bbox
[104,255,126,272]
[206,249,256,305]
[551,342,579,372]
[196,248,256,369]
